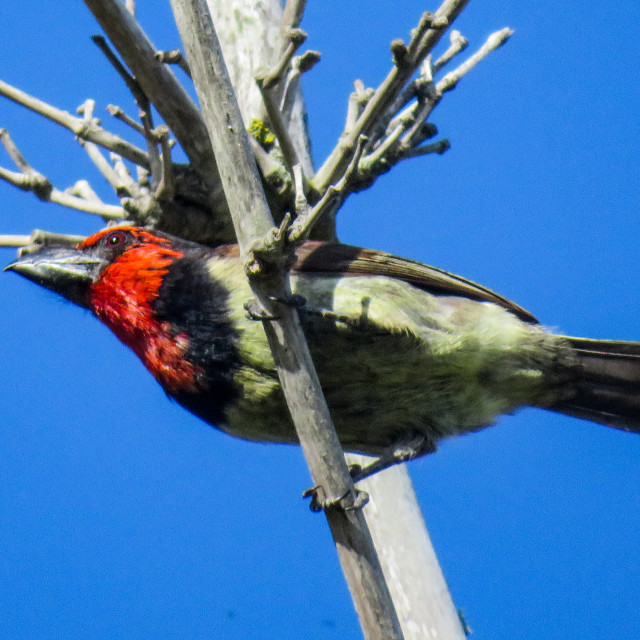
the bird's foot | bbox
[302,485,369,513]
[244,299,280,321]
[244,294,307,321]
[349,433,436,483]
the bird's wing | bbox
[293,242,537,323]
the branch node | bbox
[390,39,408,67]
[155,49,192,77]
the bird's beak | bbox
[4,246,106,309]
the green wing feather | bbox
[292,242,537,323]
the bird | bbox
[6,225,640,477]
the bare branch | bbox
[437,27,514,93]
[432,29,468,74]
[91,35,141,98]
[345,80,375,138]
[289,135,367,245]
[78,140,126,194]
[360,125,405,172]
[281,0,307,34]
[0,234,32,248]
[0,164,126,220]
[92,34,167,187]
[0,78,149,167]
[398,137,450,160]
[279,50,321,126]
[106,104,145,136]
[155,49,192,77]
[310,21,512,209]
[66,179,102,203]
[0,229,86,251]
[83,0,232,236]
[260,28,307,90]
[170,2,402,636]
[111,153,143,197]
[153,125,176,201]
[0,129,126,219]
[314,0,470,192]
[256,75,300,175]
[248,137,291,199]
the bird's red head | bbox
[7,226,212,394]
[77,226,183,337]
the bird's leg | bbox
[349,432,436,483]
[302,484,370,513]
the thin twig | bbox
[261,28,307,90]
[289,135,367,245]
[65,180,102,203]
[314,0,470,192]
[92,34,165,185]
[279,50,321,126]
[0,229,86,251]
[359,125,405,173]
[0,129,126,219]
[399,137,451,160]
[292,163,310,219]
[111,153,143,197]
[344,81,375,137]
[153,125,176,201]
[155,49,191,77]
[437,27,514,93]
[281,0,307,33]
[432,29,468,74]
[0,78,149,167]
[256,75,300,175]
[78,139,126,193]
[91,35,144,101]
[0,235,32,247]
[107,104,146,136]
[0,165,126,219]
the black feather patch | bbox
[152,251,242,425]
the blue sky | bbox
[1,2,639,638]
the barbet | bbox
[6,226,640,467]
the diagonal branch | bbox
[0,129,126,220]
[83,0,234,238]
[0,78,149,167]
[437,27,514,93]
[314,0,470,192]
[169,1,404,637]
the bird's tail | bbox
[551,337,640,432]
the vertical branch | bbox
[169,1,403,638]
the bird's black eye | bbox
[105,231,127,247]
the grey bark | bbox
[204,1,466,638]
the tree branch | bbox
[0,129,126,220]
[169,1,403,637]
[83,0,234,239]
[437,27,514,93]
[314,0,470,192]
[0,78,149,168]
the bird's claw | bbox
[268,293,307,309]
[244,294,306,321]
[302,485,369,513]
[244,299,280,321]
